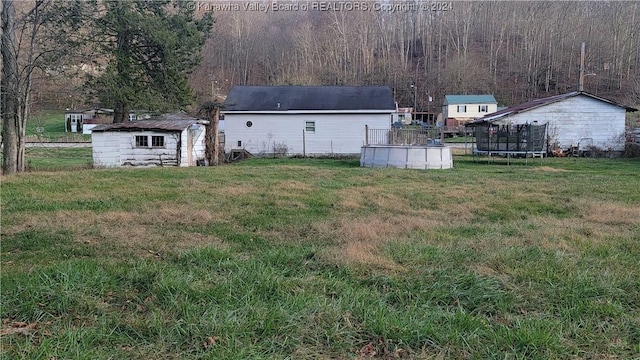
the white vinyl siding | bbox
[444,103,499,120]
[491,95,626,151]
[224,112,392,155]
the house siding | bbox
[444,103,498,121]
[179,124,207,166]
[93,131,184,167]
[92,132,121,166]
[223,113,393,155]
[492,95,626,151]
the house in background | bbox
[473,91,637,152]
[82,109,152,134]
[91,113,207,167]
[64,110,85,133]
[442,95,498,127]
[222,85,396,156]
[392,107,413,125]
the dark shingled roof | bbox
[472,91,637,124]
[223,86,396,112]
[91,113,203,132]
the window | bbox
[151,135,165,147]
[237,140,242,147]
[135,135,148,147]
[457,105,467,113]
[68,114,82,124]
[305,121,315,133]
[245,121,253,128]
[478,105,488,112]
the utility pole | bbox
[411,84,417,122]
[579,42,585,92]
[578,42,596,92]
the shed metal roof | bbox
[223,85,396,112]
[471,91,637,124]
[91,113,204,132]
[444,95,497,105]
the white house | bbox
[91,114,208,167]
[65,110,84,133]
[473,91,637,151]
[222,86,396,156]
[82,109,152,134]
[392,107,413,125]
[442,95,498,126]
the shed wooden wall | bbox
[223,113,393,155]
[493,95,626,151]
[180,124,207,166]
[93,131,182,167]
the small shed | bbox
[473,91,637,152]
[91,114,207,167]
[222,85,396,156]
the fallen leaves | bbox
[359,341,377,358]
[357,337,410,359]
[0,321,39,336]
[203,335,220,349]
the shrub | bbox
[622,143,640,158]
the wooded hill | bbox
[30,1,639,111]
[189,1,640,109]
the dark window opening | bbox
[135,135,148,147]
[152,135,165,147]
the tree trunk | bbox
[212,107,220,166]
[2,0,19,174]
[114,101,129,123]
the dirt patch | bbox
[2,205,229,259]
[529,166,570,172]
[0,321,40,337]
[313,214,443,271]
[276,180,314,192]
[323,240,405,271]
[583,202,640,226]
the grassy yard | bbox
[1,157,639,359]
[25,111,90,142]
[24,147,93,172]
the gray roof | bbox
[223,85,396,112]
[91,113,203,132]
[444,95,497,105]
[472,91,637,124]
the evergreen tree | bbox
[86,0,212,122]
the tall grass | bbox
[2,157,639,359]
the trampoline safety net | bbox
[474,123,547,152]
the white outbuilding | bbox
[222,86,396,156]
[91,114,207,167]
[474,91,637,152]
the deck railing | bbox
[366,127,441,146]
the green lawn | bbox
[25,111,90,142]
[2,158,639,359]
[24,147,93,171]
[444,135,475,143]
